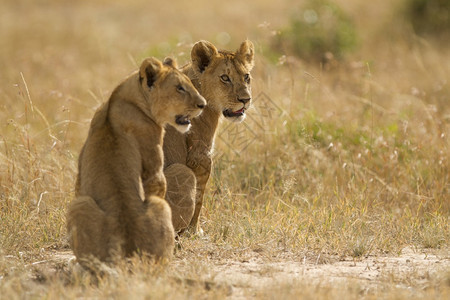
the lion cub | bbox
[163,40,254,233]
[67,57,206,265]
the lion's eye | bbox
[244,74,250,83]
[220,74,231,83]
[177,85,186,93]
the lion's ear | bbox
[163,57,178,69]
[236,40,254,71]
[191,40,218,73]
[140,57,163,88]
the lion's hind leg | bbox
[67,196,121,265]
[164,163,196,233]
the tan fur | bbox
[163,40,255,233]
[67,57,206,266]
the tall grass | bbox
[0,0,448,298]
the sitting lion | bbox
[163,40,255,233]
[66,57,206,265]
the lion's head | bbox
[139,57,206,133]
[189,40,254,122]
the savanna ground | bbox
[0,0,449,299]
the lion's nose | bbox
[238,97,251,104]
[197,96,207,109]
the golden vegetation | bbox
[0,0,448,298]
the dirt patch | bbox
[25,246,448,298]
[209,247,449,298]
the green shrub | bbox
[403,0,449,36]
[273,0,357,61]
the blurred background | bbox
[1,0,448,138]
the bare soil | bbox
[22,246,449,299]
[211,247,449,298]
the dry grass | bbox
[0,0,448,299]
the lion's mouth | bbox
[175,115,191,126]
[223,107,246,118]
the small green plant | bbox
[273,0,357,61]
[402,0,450,36]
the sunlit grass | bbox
[0,0,448,298]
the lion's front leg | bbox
[186,154,212,232]
[134,196,175,260]
[135,172,174,259]
[141,170,167,200]
[164,163,196,233]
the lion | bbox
[163,40,255,233]
[66,57,206,266]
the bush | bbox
[403,0,449,36]
[273,0,357,62]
